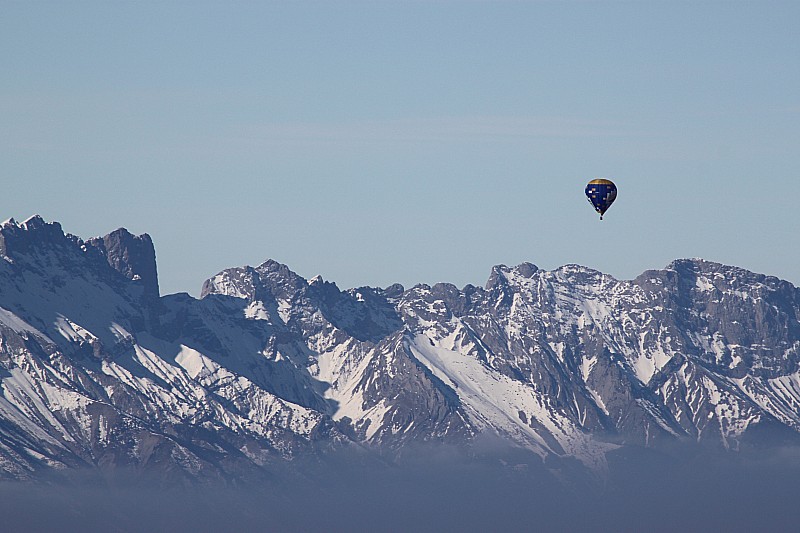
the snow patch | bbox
[0,306,53,342]
[408,331,612,469]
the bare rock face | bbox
[1,216,800,482]
[86,228,160,298]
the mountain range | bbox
[1,215,799,483]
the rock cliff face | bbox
[86,228,159,298]
[1,216,799,481]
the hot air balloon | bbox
[585,179,617,220]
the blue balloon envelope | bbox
[585,179,617,220]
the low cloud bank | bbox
[2,444,799,532]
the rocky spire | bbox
[86,228,160,298]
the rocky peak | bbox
[514,262,539,278]
[486,262,541,290]
[86,228,159,298]
[485,264,511,290]
[253,259,310,301]
[381,283,405,299]
[0,215,71,257]
[200,266,260,300]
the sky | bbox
[2,1,798,296]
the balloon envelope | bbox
[585,179,617,219]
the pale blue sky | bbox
[2,1,798,295]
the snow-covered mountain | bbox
[1,215,799,481]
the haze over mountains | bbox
[1,214,799,491]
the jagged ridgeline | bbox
[1,215,799,482]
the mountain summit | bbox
[0,216,799,481]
